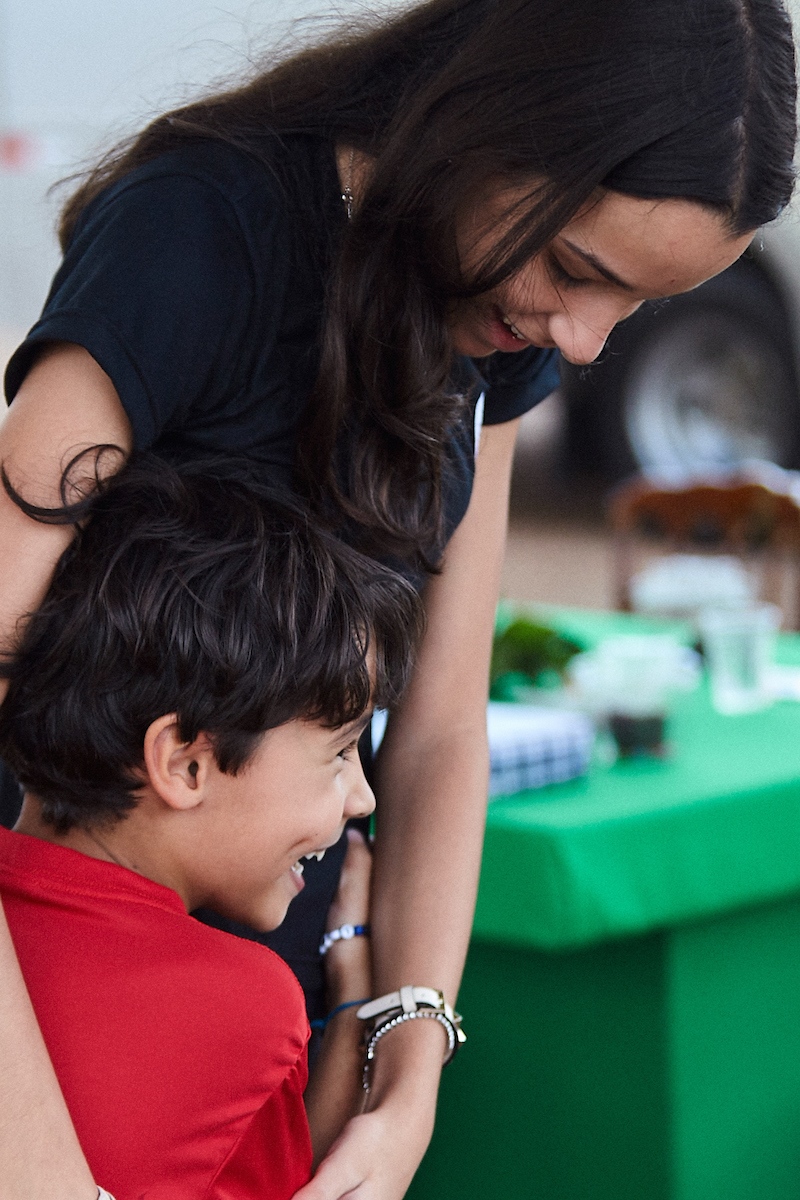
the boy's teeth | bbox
[303,849,327,863]
[291,860,304,876]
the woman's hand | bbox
[293,1097,432,1200]
[295,1011,443,1200]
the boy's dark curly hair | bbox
[0,452,422,832]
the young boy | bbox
[0,454,421,1200]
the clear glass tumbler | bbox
[699,604,781,715]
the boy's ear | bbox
[143,715,216,812]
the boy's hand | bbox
[304,828,374,1168]
[323,828,372,1008]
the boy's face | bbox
[183,713,376,931]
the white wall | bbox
[0,0,378,131]
[0,0,399,341]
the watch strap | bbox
[357,986,446,1021]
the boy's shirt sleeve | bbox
[206,1064,312,1200]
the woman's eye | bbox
[549,254,587,288]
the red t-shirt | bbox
[0,826,313,1200]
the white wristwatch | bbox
[356,986,466,1091]
[357,985,459,1023]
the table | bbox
[408,608,800,1200]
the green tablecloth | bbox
[412,607,800,1200]
[475,608,800,950]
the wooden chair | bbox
[608,472,800,628]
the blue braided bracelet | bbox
[310,998,369,1032]
[318,922,370,956]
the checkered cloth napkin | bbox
[371,704,594,798]
[486,702,594,797]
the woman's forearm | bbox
[291,421,520,1199]
[361,726,489,1149]
[0,903,96,1197]
[362,419,519,1112]
[0,343,132,1195]
[369,420,518,1007]
[355,733,489,1184]
[371,728,489,1002]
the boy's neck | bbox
[14,795,192,909]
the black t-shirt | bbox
[5,134,560,556]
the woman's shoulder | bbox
[6,134,337,451]
[78,135,296,244]
[67,131,341,285]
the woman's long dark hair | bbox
[58,0,797,568]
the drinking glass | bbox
[699,604,780,715]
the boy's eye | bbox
[337,738,359,761]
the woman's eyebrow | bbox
[559,238,636,292]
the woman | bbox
[0,0,795,1196]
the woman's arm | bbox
[0,344,132,685]
[294,415,520,1200]
[0,342,132,1197]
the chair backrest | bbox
[608,475,800,624]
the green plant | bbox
[490,617,583,700]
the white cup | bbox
[569,635,700,756]
[699,604,781,715]
[569,635,700,717]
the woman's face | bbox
[450,189,754,365]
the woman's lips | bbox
[452,303,554,356]
[484,305,531,351]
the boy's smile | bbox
[212,711,375,930]
[16,711,376,934]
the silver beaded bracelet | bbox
[356,987,466,1092]
[362,1008,459,1091]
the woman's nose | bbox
[549,298,641,366]
[344,759,376,820]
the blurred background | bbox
[2,0,800,614]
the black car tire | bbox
[561,257,799,482]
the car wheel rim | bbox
[623,312,794,477]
